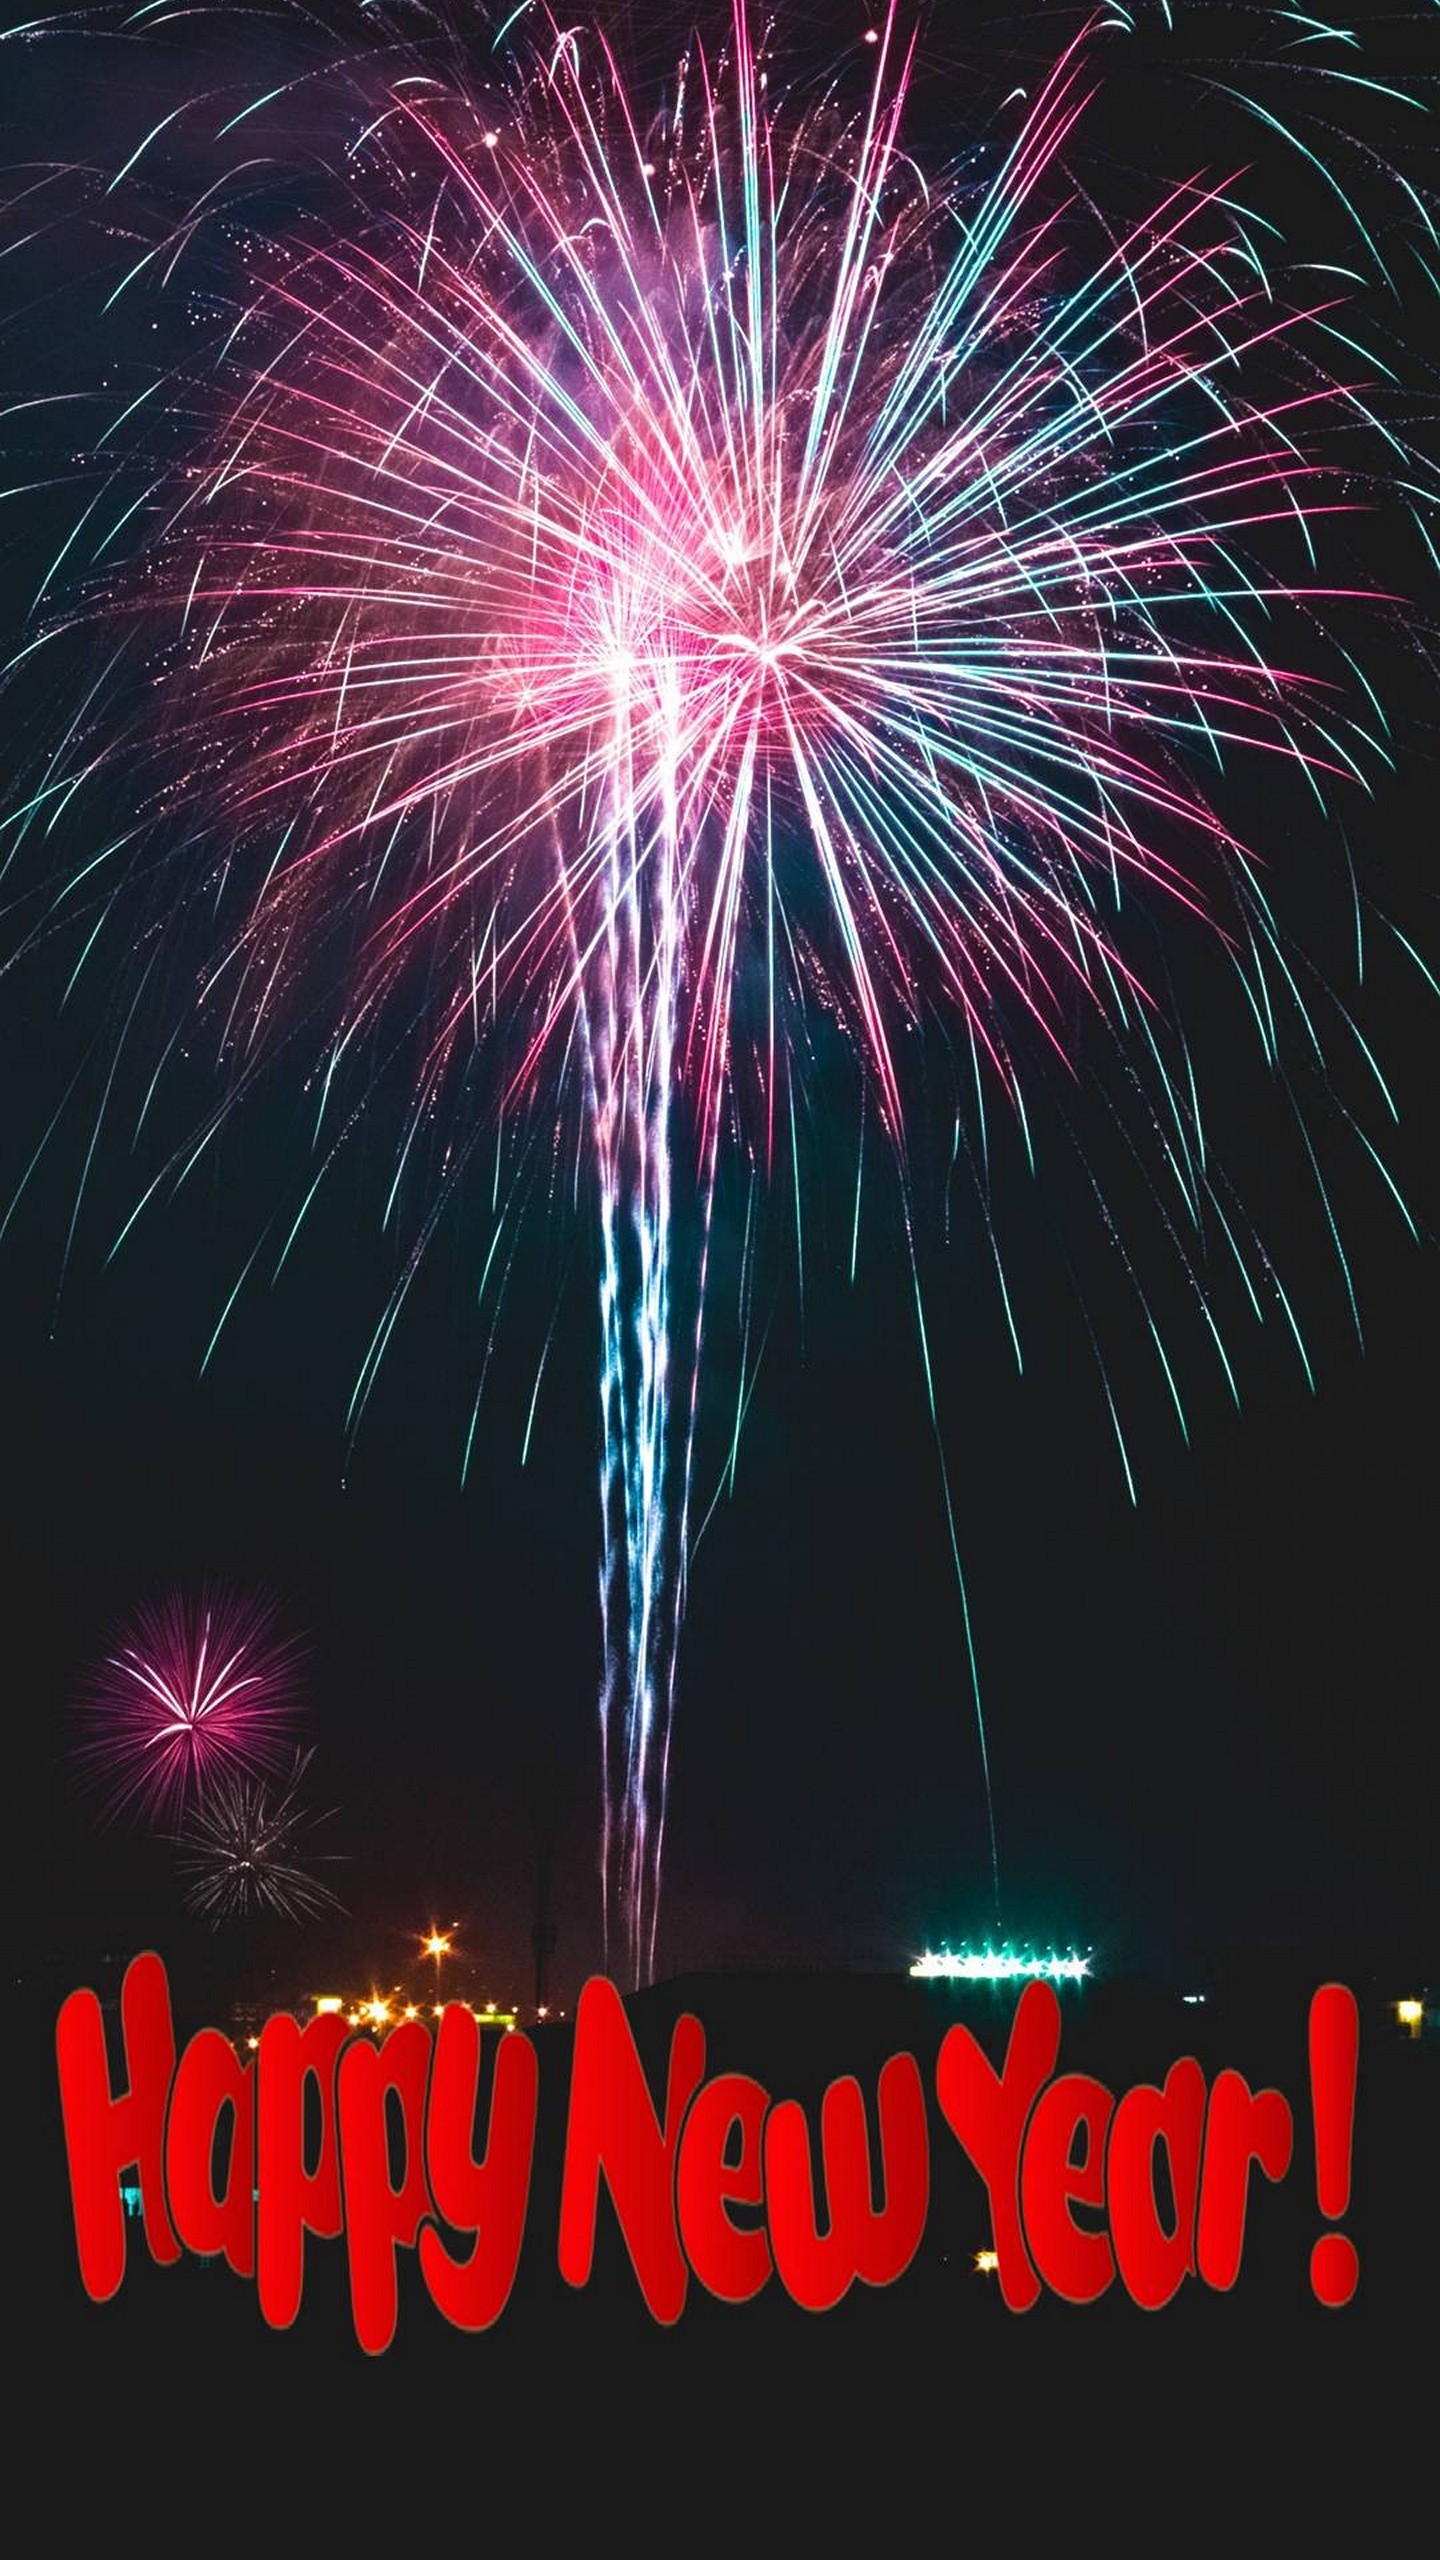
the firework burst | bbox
[174,1748,342,1923]
[75,1584,308,1827]
[6,4,1435,1978]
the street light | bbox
[421,1927,456,1994]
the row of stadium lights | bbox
[910,1947,1092,1984]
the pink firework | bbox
[75,1584,308,1827]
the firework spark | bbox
[75,1585,308,1826]
[174,1748,342,1923]
[7,5,1434,1978]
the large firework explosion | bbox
[3,4,1435,1979]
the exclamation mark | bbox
[1309,1983,1359,2307]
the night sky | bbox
[2,0,1436,2031]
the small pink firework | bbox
[75,1584,307,1827]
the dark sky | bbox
[1,0,1436,2015]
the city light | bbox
[307,1985,519,2033]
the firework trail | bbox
[4,5,1435,1978]
[174,1748,342,1923]
[75,1584,308,1826]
